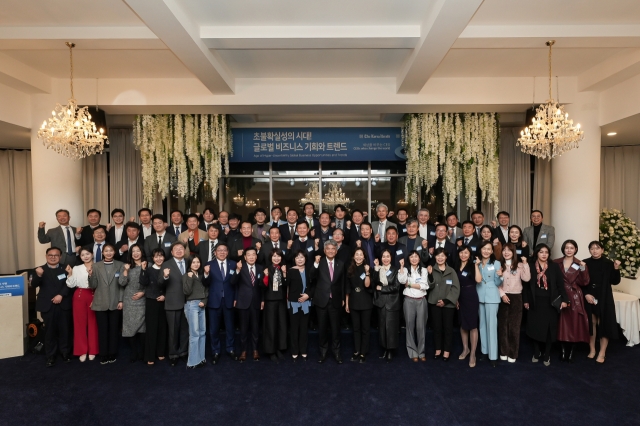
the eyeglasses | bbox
[47,254,60,257]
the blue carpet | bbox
[1,329,638,426]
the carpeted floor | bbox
[1,329,638,426]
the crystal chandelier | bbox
[517,40,584,160]
[299,182,352,210]
[37,42,107,159]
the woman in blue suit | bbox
[477,240,503,367]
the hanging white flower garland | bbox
[599,208,640,278]
[403,113,499,210]
[133,114,232,207]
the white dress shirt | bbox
[114,225,124,243]
[419,224,429,239]
[398,266,429,298]
[141,224,153,239]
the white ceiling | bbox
[0,0,639,137]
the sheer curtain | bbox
[109,129,144,220]
[0,150,34,273]
[495,127,531,228]
[82,152,109,217]
[601,145,640,225]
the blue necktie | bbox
[95,243,102,262]
[178,260,185,275]
[66,227,73,255]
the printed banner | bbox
[0,276,25,297]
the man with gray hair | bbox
[417,208,436,247]
[310,239,346,364]
[371,203,397,244]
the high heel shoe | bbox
[433,352,442,360]
[458,350,470,360]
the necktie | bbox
[65,227,73,255]
[337,220,342,230]
[250,267,255,285]
[220,261,225,278]
[290,226,294,238]
[308,218,313,229]
[96,243,102,262]
[450,228,455,240]
[175,226,180,236]
[210,241,215,261]
[275,242,279,249]
[356,225,360,236]
[329,260,334,281]
[178,260,185,275]
[158,235,163,247]
[378,223,385,242]
[465,237,469,245]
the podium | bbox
[0,274,28,359]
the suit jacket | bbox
[234,263,263,309]
[287,266,317,303]
[37,225,78,266]
[477,260,503,304]
[178,229,208,248]
[493,226,510,246]
[88,260,125,311]
[372,266,401,311]
[312,227,333,245]
[116,238,141,262]
[354,237,377,268]
[144,232,177,260]
[190,238,220,265]
[398,236,430,266]
[286,238,319,266]
[160,257,188,310]
[203,258,239,309]
[429,240,458,267]
[252,223,271,242]
[167,223,188,238]
[335,244,352,265]
[258,239,287,266]
[458,234,482,258]
[262,265,288,301]
[228,236,261,262]
[301,217,321,233]
[418,223,437,247]
[345,223,363,246]
[107,225,127,247]
[396,223,409,239]
[32,264,72,312]
[308,257,345,309]
[523,259,568,307]
[447,226,464,245]
[374,241,408,269]
[371,220,397,242]
[278,223,299,242]
[523,224,556,249]
[77,224,102,248]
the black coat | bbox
[308,257,345,309]
[32,264,72,312]
[372,266,401,311]
[346,264,374,310]
[139,266,166,300]
[523,260,568,307]
[234,263,263,310]
[583,257,621,339]
[262,265,288,301]
[286,266,317,303]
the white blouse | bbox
[398,266,429,298]
[66,264,91,289]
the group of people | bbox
[34,203,622,369]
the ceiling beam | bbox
[201,26,419,49]
[124,0,234,94]
[0,52,51,94]
[578,48,640,92]
[396,0,483,94]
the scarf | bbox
[535,261,548,290]
[273,265,282,291]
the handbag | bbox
[551,295,563,312]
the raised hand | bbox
[374,234,380,243]
[310,229,316,238]
[261,230,267,238]
[163,268,171,278]
[346,220,352,229]
[521,241,528,247]
[614,260,622,270]
[496,268,503,277]
[521,257,528,264]
[475,256,480,264]
[264,268,269,277]
[120,244,129,253]
[330,222,336,228]
[447,228,453,237]
[237,249,244,257]
[364,264,370,273]
[129,216,135,222]
[315,255,321,264]
[224,227,230,235]
[355,240,361,248]
[256,242,262,251]
[457,239,462,247]
[188,271,193,278]
[204,265,210,274]
[281,265,287,275]
[399,258,405,269]
[65,264,73,275]
[427,265,433,275]
[77,227,83,235]
[124,264,130,271]
[493,238,499,246]
[429,247,434,255]
[314,239,320,250]
[141,261,147,270]
[490,220,497,228]
[579,260,586,268]
[373,258,379,267]
[106,223,112,231]
[287,240,293,249]
[39,221,46,228]
[188,230,194,239]
[35,266,44,277]
[236,261,242,272]
[422,239,428,249]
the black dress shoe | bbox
[211,354,220,365]
[170,358,179,367]
[270,354,279,363]
[317,355,327,364]
[198,359,207,367]
[62,354,71,363]
[359,355,366,364]
[433,353,442,360]
[491,360,497,367]
[45,358,55,367]
[187,365,197,370]
[108,356,116,364]
[228,351,237,361]
[379,350,388,359]
[100,356,110,365]
[442,356,450,362]
[386,351,393,363]
[478,353,488,361]
[335,355,343,364]
[350,353,360,362]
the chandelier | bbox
[233,194,245,206]
[299,182,352,210]
[517,40,584,160]
[37,42,107,159]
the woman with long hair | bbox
[477,240,503,367]
[119,244,148,362]
[140,248,168,365]
[480,225,502,261]
[345,248,373,363]
[372,249,401,362]
[455,245,481,367]
[427,248,460,362]
[262,249,288,362]
[508,225,530,259]
[183,256,208,368]
[66,248,99,362]
[398,250,429,362]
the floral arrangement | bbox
[599,208,640,278]
[403,113,499,210]
[133,114,232,207]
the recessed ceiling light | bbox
[607,132,617,136]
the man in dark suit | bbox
[161,241,189,366]
[144,214,176,259]
[429,223,458,267]
[198,207,218,232]
[374,227,408,269]
[106,208,127,246]
[312,212,333,244]
[278,208,300,242]
[417,208,436,247]
[458,220,482,258]
[471,211,486,239]
[398,219,429,266]
[76,208,103,248]
[166,209,187,238]
[353,222,376,269]
[216,210,230,242]
[345,209,366,246]
[233,247,263,362]
[445,212,463,244]
[332,228,351,264]
[228,221,262,262]
[32,247,72,367]
[138,207,155,240]
[493,211,511,246]
[258,227,286,266]
[371,203,397,243]
[251,208,271,242]
[190,224,221,265]
[116,222,141,262]
[286,221,320,266]
[331,204,349,233]
[83,226,108,262]
[309,240,346,364]
[302,202,321,232]
[394,208,409,239]
[37,209,79,267]
[203,243,239,364]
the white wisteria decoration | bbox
[133,114,232,207]
[403,113,499,210]
[599,209,640,278]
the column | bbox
[550,91,601,258]
[31,93,84,262]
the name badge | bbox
[461,271,468,277]
[487,265,495,271]
[115,272,120,278]
[57,274,66,280]
[386,270,392,276]
[229,270,235,275]
[540,234,547,239]
[430,231,435,236]
[415,277,421,282]
[164,242,171,247]
[257,274,261,279]
[416,246,422,251]
[282,250,286,254]
[360,273,366,280]
[306,246,314,252]
[396,250,403,256]
[516,249,522,255]
[402,228,407,233]
[471,246,476,251]
[199,238,205,242]
[445,279,453,285]
[329,235,333,239]
[571,263,580,270]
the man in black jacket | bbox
[32,247,72,367]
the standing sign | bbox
[230,127,404,162]
[0,276,24,297]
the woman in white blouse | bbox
[66,248,99,362]
[398,250,429,362]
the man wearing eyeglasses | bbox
[32,247,72,367]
